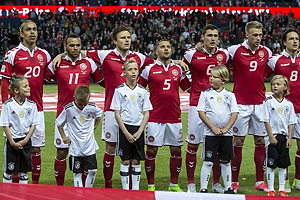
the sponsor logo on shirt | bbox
[241,52,250,55]
[19,57,28,60]
[60,65,69,68]
[111,58,121,61]
[197,57,206,59]
[153,71,162,74]
[281,63,290,66]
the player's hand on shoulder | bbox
[174,60,189,73]
[52,52,67,70]
[195,42,203,52]
[62,136,71,144]
[269,136,277,146]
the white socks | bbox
[200,161,213,189]
[220,162,231,189]
[85,169,97,187]
[120,164,130,190]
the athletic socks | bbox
[120,164,130,190]
[254,143,266,182]
[267,167,275,191]
[3,173,12,183]
[185,145,198,185]
[103,152,115,188]
[12,173,19,183]
[82,168,88,187]
[31,151,41,184]
[213,159,221,185]
[19,173,28,184]
[231,144,243,182]
[220,162,231,189]
[278,168,286,191]
[201,161,213,189]
[145,151,157,185]
[85,169,97,187]
[74,173,83,187]
[54,157,67,185]
[170,151,182,184]
[132,164,141,190]
[295,151,300,180]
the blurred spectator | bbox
[2,8,6,18]
[29,8,38,23]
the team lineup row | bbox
[1,19,300,196]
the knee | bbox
[31,147,40,153]
[147,146,158,153]
[170,146,181,153]
[56,149,68,160]
[219,160,230,166]
[121,160,130,165]
[234,137,245,146]
[254,136,265,144]
[203,161,214,168]
[106,142,116,154]
[88,169,97,176]
[131,159,140,165]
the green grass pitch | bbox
[0,83,299,196]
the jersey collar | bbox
[155,59,175,71]
[282,49,298,63]
[242,40,260,53]
[64,54,82,65]
[202,47,219,55]
[113,48,132,60]
[18,42,38,57]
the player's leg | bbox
[101,111,118,188]
[31,111,45,184]
[293,139,300,190]
[266,140,278,195]
[84,154,98,188]
[144,122,164,191]
[3,138,17,183]
[185,106,203,192]
[19,172,29,184]
[166,123,183,192]
[251,104,268,191]
[70,156,84,187]
[19,138,32,184]
[131,159,141,190]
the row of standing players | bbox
[1,19,300,195]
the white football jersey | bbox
[110,83,153,126]
[261,96,297,136]
[197,88,239,136]
[55,102,103,156]
[0,98,39,138]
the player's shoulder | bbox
[264,96,273,102]
[217,47,229,54]
[87,102,96,107]
[224,88,234,94]
[137,83,147,90]
[284,97,293,104]
[202,88,213,93]
[64,102,74,110]
[3,98,13,105]
[116,83,126,89]
[36,47,51,56]
[5,46,21,58]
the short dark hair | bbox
[18,20,36,42]
[65,33,80,44]
[281,28,300,49]
[202,24,218,35]
[156,39,171,50]
[111,26,132,41]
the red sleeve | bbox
[180,76,191,91]
[265,66,273,78]
[141,57,154,70]
[1,77,9,103]
[86,50,101,66]
[91,68,105,88]
[138,76,148,88]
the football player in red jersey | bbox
[0,20,51,184]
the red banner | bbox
[0,6,299,18]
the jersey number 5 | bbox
[25,66,41,77]
[163,79,171,90]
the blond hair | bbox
[74,85,90,101]
[123,59,138,70]
[270,75,290,96]
[211,66,229,82]
[245,21,263,34]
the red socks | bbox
[145,151,157,185]
[54,157,67,185]
[12,173,19,183]
[103,152,115,188]
[213,159,221,185]
[185,145,198,184]
[231,144,243,182]
[170,152,182,184]
[31,151,41,184]
[295,151,300,180]
[254,143,265,182]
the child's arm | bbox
[133,111,149,140]
[264,122,277,145]
[115,110,136,143]
[220,112,238,134]
[58,127,71,144]
[94,118,101,130]
[286,124,293,148]
[3,126,22,150]
[17,125,36,147]
[199,111,222,135]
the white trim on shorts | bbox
[145,122,183,147]
[186,106,204,144]
[231,104,266,137]
[101,111,119,143]
[31,111,45,147]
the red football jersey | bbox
[0,43,51,111]
[86,49,153,111]
[228,41,272,105]
[183,47,229,106]
[139,60,191,123]
[268,50,300,113]
[44,55,104,117]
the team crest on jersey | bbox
[216,54,223,61]
[80,63,87,70]
[75,161,81,169]
[1,65,5,72]
[37,54,43,61]
[172,69,179,76]
[217,96,222,103]
[106,132,111,139]
[130,95,136,102]
[56,138,61,145]
[148,136,155,143]
[25,108,32,116]
[268,158,274,166]
[233,126,238,133]
[79,115,85,123]
[19,111,24,118]
[189,134,195,141]
[8,162,14,171]
[278,107,283,114]
[206,151,213,158]
[129,57,137,62]
[258,51,264,58]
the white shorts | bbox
[54,124,70,148]
[186,106,204,144]
[145,122,183,147]
[101,111,119,143]
[231,104,266,137]
[31,111,45,147]
[292,113,300,140]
